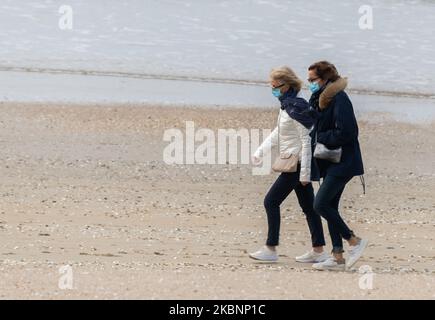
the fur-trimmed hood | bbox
[319,77,348,110]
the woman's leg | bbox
[313,175,354,257]
[323,185,348,260]
[294,182,326,250]
[264,171,299,247]
[329,188,361,246]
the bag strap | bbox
[277,110,281,154]
[360,175,366,195]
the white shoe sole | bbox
[346,239,369,269]
[296,255,331,263]
[295,258,315,263]
[249,254,278,262]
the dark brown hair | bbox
[308,61,340,82]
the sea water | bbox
[0,0,434,122]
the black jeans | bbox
[264,166,325,247]
[313,174,355,253]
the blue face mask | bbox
[309,82,321,93]
[272,88,282,98]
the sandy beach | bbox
[0,102,434,299]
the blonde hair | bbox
[270,66,303,91]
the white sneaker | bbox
[249,246,278,262]
[295,250,331,263]
[346,238,368,269]
[312,258,346,271]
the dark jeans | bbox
[313,174,355,253]
[264,166,325,247]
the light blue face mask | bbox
[272,88,282,98]
[309,82,321,93]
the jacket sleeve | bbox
[317,94,357,148]
[254,125,278,157]
[295,121,312,182]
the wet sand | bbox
[0,102,434,299]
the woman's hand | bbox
[300,181,311,186]
[251,155,263,165]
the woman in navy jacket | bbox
[307,61,368,271]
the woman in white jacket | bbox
[249,66,329,263]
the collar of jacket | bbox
[279,88,298,109]
[318,77,348,110]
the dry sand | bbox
[0,102,434,299]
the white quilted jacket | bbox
[254,91,312,182]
